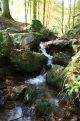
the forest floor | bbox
[0,17,28,31]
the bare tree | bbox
[62,0,64,33]
[73,0,76,26]
[68,0,72,29]
[1,0,12,19]
[43,0,46,25]
[24,0,27,22]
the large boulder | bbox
[9,32,33,50]
[10,50,47,74]
[46,65,64,88]
[9,32,48,52]
[0,31,13,57]
[53,51,72,66]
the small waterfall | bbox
[39,42,53,67]
[25,42,53,85]
[25,74,46,85]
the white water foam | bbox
[25,42,53,85]
[39,42,53,67]
[25,73,47,85]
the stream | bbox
[0,42,71,121]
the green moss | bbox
[35,101,53,116]
[9,33,31,50]
[0,31,13,57]
[10,50,47,73]
[30,20,43,32]
[53,52,71,66]
[64,52,80,96]
[64,51,80,82]
[18,86,41,103]
[0,32,3,41]
[46,65,64,88]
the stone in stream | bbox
[0,90,5,105]
[10,50,47,74]
[53,51,72,66]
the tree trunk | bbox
[37,1,40,20]
[43,0,46,25]
[1,0,12,19]
[24,0,27,22]
[68,0,71,29]
[33,0,37,20]
[73,0,76,27]
[62,0,64,34]
[26,0,30,22]
[30,1,32,21]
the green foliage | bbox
[35,101,53,116]
[31,20,43,32]
[10,50,47,73]
[18,86,41,103]
[65,75,80,95]
[46,65,64,88]
[30,20,50,38]
[0,32,3,40]
[64,52,80,97]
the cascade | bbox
[25,42,53,85]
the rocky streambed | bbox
[0,21,80,120]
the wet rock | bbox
[46,65,64,89]
[53,51,71,66]
[0,90,5,105]
[10,50,47,74]
[44,39,71,51]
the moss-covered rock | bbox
[64,51,80,96]
[64,51,80,82]
[9,31,48,52]
[0,31,13,57]
[46,65,64,88]
[65,51,80,81]
[9,32,33,50]
[53,52,71,66]
[10,50,47,73]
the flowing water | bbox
[0,42,60,121]
[39,42,53,67]
[25,42,53,85]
